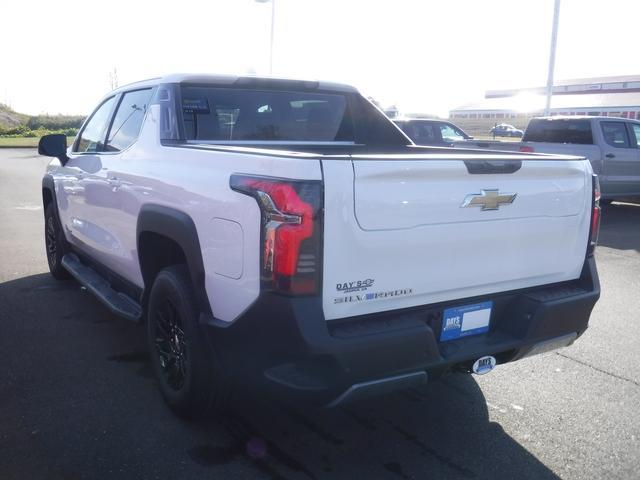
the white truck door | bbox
[60,96,118,255]
[77,88,154,282]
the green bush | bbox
[2,125,28,136]
[0,108,83,139]
[0,127,78,138]
[26,115,85,130]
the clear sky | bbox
[2,0,637,117]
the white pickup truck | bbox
[463,116,640,201]
[38,74,600,418]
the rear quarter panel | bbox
[108,105,323,322]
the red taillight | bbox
[230,174,322,295]
[519,145,535,153]
[587,174,601,256]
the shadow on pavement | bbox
[195,376,560,479]
[0,273,559,479]
[598,200,640,252]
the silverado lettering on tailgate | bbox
[334,288,413,304]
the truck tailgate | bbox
[519,143,602,173]
[321,155,592,321]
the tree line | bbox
[0,107,85,138]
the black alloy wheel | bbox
[147,265,230,418]
[153,298,188,391]
[45,215,57,265]
[44,203,70,279]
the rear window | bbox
[180,87,353,142]
[523,119,593,144]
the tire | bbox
[44,203,71,280]
[147,265,229,419]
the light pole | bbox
[544,0,561,116]
[255,0,275,74]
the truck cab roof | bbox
[531,115,640,123]
[109,74,358,96]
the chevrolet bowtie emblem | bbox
[461,189,517,210]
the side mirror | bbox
[38,134,69,165]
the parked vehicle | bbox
[393,118,472,146]
[490,123,524,137]
[465,116,640,201]
[38,75,600,418]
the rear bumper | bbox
[206,256,600,406]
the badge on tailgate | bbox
[440,301,493,342]
[461,189,516,211]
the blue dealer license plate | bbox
[440,301,493,342]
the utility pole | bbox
[255,0,275,74]
[544,0,561,116]
[268,0,275,74]
[109,68,119,91]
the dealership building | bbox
[450,75,640,120]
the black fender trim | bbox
[42,174,69,243]
[136,205,213,320]
[42,174,58,216]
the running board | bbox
[61,253,142,322]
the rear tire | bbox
[44,203,70,280]
[147,265,229,419]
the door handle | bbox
[108,177,122,191]
[605,153,615,159]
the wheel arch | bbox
[42,175,56,214]
[136,205,213,321]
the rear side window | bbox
[74,97,117,153]
[406,122,438,143]
[106,88,154,152]
[524,119,593,144]
[601,122,631,148]
[180,87,353,142]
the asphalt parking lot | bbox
[1,148,639,480]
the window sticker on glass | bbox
[182,98,210,114]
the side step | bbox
[61,253,142,322]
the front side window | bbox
[106,89,153,152]
[74,97,116,153]
[440,124,465,142]
[601,122,630,148]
